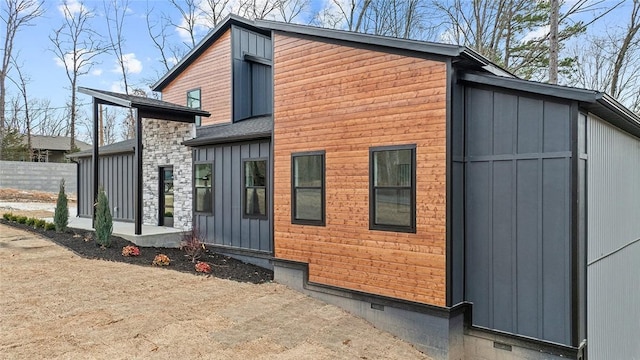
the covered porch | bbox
[65,216,188,248]
[77,87,210,235]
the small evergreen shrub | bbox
[35,219,47,229]
[17,216,27,224]
[25,218,35,226]
[54,179,69,232]
[45,223,56,231]
[2,213,11,220]
[9,214,18,222]
[94,187,113,248]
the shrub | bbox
[152,254,170,266]
[122,245,140,257]
[180,228,206,263]
[54,179,69,232]
[45,222,56,231]
[94,187,113,248]
[2,213,11,220]
[9,214,18,222]
[17,216,27,224]
[195,261,212,273]
[35,219,47,229]
[25,218,35,226]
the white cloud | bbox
[53,49,90,73]
[91,68,103,76]
[113,53,143,74]
[521,25,550,43]
[167,56,179,66]
[110,81,124,93]
[58,0,87,19]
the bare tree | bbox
[30,99,68,137]
[277,0,309,23]
[50,0,109,151]
[549,0,559,84]
[567,1,640,114]
[201,0,233,26]
[7,54,32,158]
[104,0,137,139]
[146,7,187,74]
[610,0,640,98]
[169,0,201,48]
[0,0,44,159]
[433,0,622,80]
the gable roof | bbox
[153,14,270,91]
[27,135,91,151]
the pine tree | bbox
[53,179,68,232]
[94,187,113,247]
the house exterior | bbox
[73,15,640,360]
[25,135,91,162]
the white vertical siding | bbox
[587,114,640,359]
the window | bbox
[244,160,267,218]
[370,145,416,233]
[194,163,212,213]
[292,152,325,226]
[187,88,201,126]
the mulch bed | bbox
[0,219,273,284]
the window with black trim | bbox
[194,163,212,213]
[244,160,267,218]
[292,152,325,226]
[370,145,416,233]
[187,88,201,126]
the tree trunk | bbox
[549,0,559,84]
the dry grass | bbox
[0,225,431,360]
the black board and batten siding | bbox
[463,87,572,345]
[77,153,135,221]
[232,26,272,121]
[192,140,271,253]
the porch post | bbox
[134,109,143,235]
[92,99,99,228]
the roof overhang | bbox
[182,115,273,146]
[461,72,640,138]
[78,87,210,123]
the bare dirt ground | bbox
[0,188,77,218]
[0,224,430,360]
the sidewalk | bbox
[0,224,430,359]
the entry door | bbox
[159,167,174,227]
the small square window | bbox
[370,145,416,233]
[244,160,267,218]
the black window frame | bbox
[186,88,202,127]
[369,144,417,233]
[193,161,213,215]
[242,158,268,220]
[291,151,326,226]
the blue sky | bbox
[3,0,635,140]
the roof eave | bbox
[182,132,271,147]
[78,87,131,107]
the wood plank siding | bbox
[273,34,448,306]
[162,30,232,126]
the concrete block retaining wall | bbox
[0,160,77,194]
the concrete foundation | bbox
[274,260,580,360]
[274,261,466,360]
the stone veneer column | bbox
[142,119,194,230]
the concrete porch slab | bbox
[46,216,188,248]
